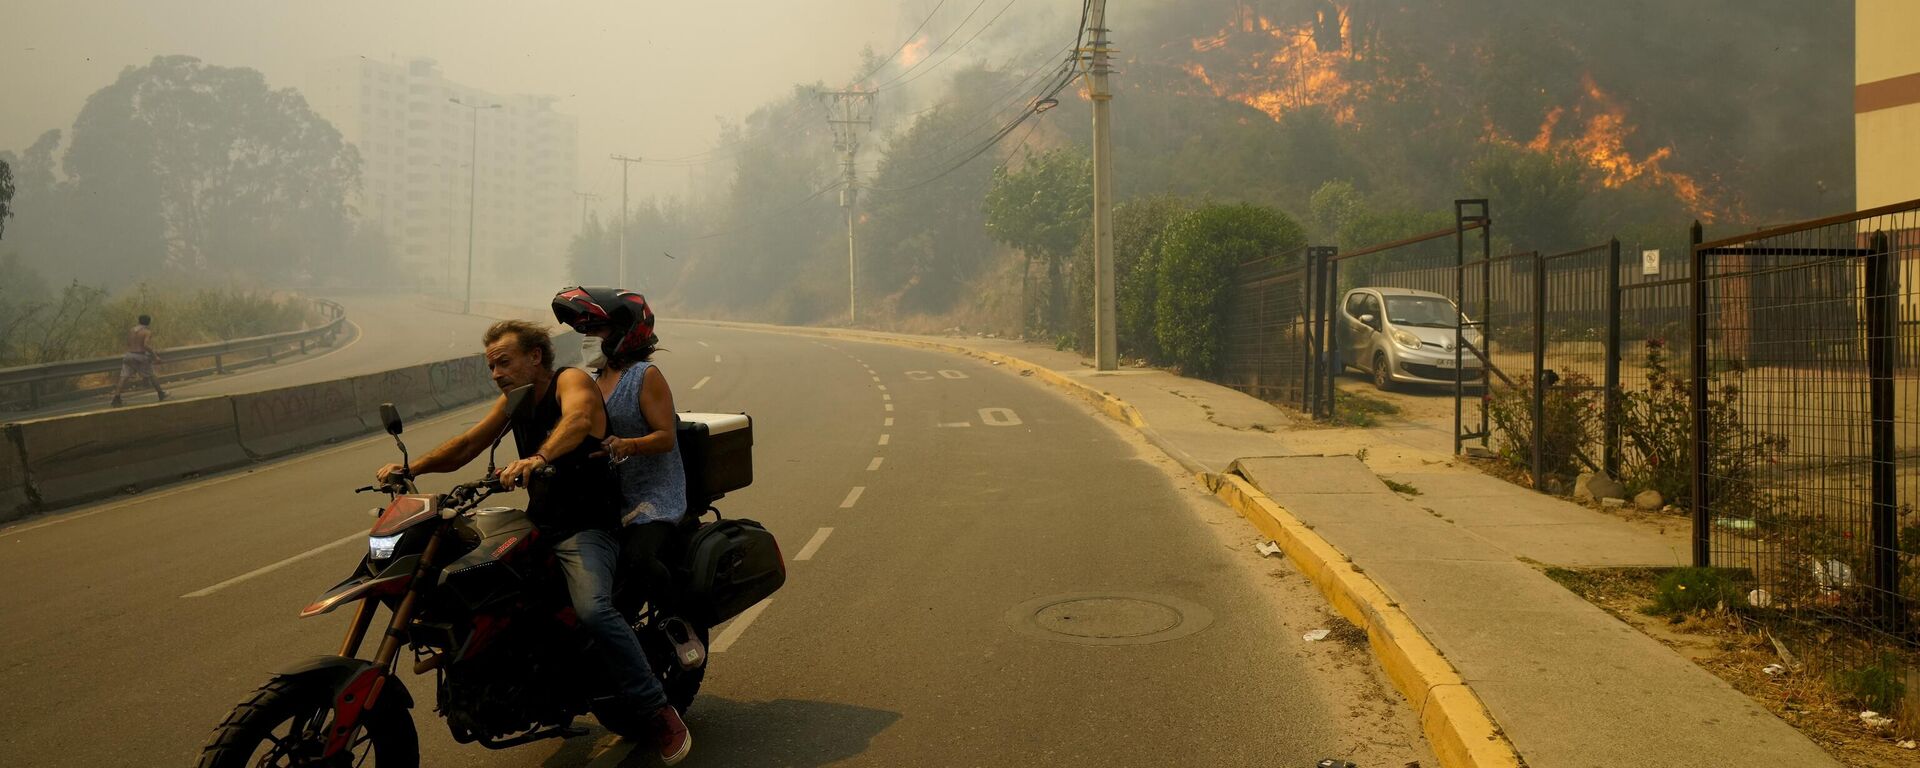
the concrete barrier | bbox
[13,397,251,509]
[231,379,367,459]
[0,425,34,523]
[426,355,494,410]
[350,364,441,423]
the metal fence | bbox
[1221,247,1313,407]
[0,298,347,411]
[1692,202,1920,667]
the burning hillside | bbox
[1162,1,1743,222]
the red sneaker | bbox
[653,705,691,765]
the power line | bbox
[870,0,992,90]
[886,0,1027,89]
[665,178,848,245]
[857,0,953,86]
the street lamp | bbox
[450,97,501,314]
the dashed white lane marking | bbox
[867,457,885,471]
[710,599,772,653]
[714,354,722,363]
[885,404,895,412]
[183,531,366,598]
[878,434,891,445]
[870,376,880,382]
[937,422,974,428]
[877,385,887,391]
[840,486,866,508]
[697,341,710,347]
[793,527,834,561]
[882,394,892,401]
[884,417,895,427]
[692,376,711,390]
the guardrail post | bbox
[28,380,40,409]
[215,353,226,374]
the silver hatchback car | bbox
[1338,287,1486,390]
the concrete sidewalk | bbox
[771,325,1837,768]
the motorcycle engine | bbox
[438,631,582,744]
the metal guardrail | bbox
[0,298,348,410]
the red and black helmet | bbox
[552,286,657,360]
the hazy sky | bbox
[1,1,951,210]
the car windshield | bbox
[1386,296,1461,327]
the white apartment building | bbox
[305,57,577,292]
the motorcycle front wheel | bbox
[195,677,418,768]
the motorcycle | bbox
[195,385,782,767]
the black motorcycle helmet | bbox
[552,287,657,362]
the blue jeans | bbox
[551,529,668,710]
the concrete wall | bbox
[1856,1,1920,208]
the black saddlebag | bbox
[678,518,784,625]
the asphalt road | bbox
[0,322,1432,767]
[8,294,503,420]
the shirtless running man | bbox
[109,314,167,407]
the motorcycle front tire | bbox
[195,677,418,768]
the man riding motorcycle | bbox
[374,319,691,764]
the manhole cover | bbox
[1006,592,1213,646]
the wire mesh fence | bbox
[1693,203,1920,725]
[1221,248,1312,408]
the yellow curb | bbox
[686,319,1520,768]
[1210,472,1521,768]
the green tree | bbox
[1464,144,1590,252]
[864,65,1037,318]
[1154,202,1306,377]
[983,147,1092,335]
[61,55,360,282]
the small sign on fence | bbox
[1642,249,1661,276]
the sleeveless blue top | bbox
[604,361,688,525]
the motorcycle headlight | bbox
[369,533,403,560]
[1391,329,1422,350]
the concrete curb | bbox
[1209,472,1521,768]
[684,318,1521,768]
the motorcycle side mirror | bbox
[380,403,404,436]
[379,402,411,476]
[487,384,535,474]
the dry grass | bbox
[1545,566,1920,767]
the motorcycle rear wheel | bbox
[195,677,418,768]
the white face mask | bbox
[581,336,606,368]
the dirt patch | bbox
[1544,567,1920,767]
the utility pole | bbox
[1086,0,1118,371]
[821,88,875,324]
[610,154,643,288]
[574,191,600,233]
[451,98,501,315]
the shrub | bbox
[1614,339,1787,514]
[1152,202,1305,377]
[1068,196,1189,361]
[1649,567,1744,615]
[1484,371,1603,481]
[1834,652,1910,714]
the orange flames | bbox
[1180,3,1365,124]
[1517,75,1711,218]
[900,36,931,69]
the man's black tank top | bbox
[511,368,621,538]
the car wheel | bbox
[1372,352,1395,392]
